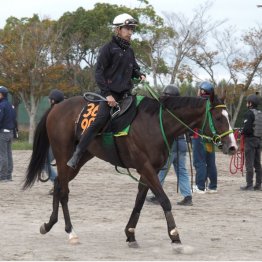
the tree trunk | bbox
[231,92,245,127]
[28,112,36,144]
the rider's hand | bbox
[140,74,146,81]
[106,95,117,107]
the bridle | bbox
[201,100,233,148]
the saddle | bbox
[74,95,144,167]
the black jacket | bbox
[95,36,143,97]
[0,97,16,130]
[242,109,255,137]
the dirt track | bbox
[1,150,262,261]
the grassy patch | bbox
[12,140,32,150]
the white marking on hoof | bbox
[68,229,79,245]
[128,241,140,248]
[128,227,135,233]
[172,243,195,254]
[170,228,179,236]
[40,224,47,234]
[69,236,79,245]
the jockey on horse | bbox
[67,13,146,169]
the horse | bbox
[23,93,237,251]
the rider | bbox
[240,94,262,190]
[192,81,218,193]
[67,13,146,169]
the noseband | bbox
[201,100,233,147]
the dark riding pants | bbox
[77,92,130,153]
[244,137,262,186]
[78,101,111,152]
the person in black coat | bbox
[240,94,262,190]
[67,13,146,169]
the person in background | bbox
[0,86,17,182]
[240,94,262,191]
[192,81,218,194]
[147,84,193,206]
[67,13,146,169]
[45,89,64,194]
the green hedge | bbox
[12,130,32,150]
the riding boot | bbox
[67,147,83,170]
[240,172,253,190]
[255,170,262,190]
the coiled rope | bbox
[229,129,245,175]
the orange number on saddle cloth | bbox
[81,103,99,133]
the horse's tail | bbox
[23,108,52,190]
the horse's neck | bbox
[163,102,206,138]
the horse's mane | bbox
[138,95,223,115]
[138,95,207,115]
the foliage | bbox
[0,0,261,137]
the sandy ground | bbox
[1,150,262,261]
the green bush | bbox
[12,130,32,150]
[12,140,32,150]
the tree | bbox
[163,1,225,85]
[214,25,262,126]
[0,15,71,143]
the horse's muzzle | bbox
[221,143,238,155]
[228,145,237,155]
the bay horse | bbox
[23,94,237,251]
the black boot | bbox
[177,196,193,206]
[67,148,83,169]
[240,185,253,191]
[254,184,261,190]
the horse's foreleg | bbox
[140,169,182,246]
[40,178,60,234]
[150,187,182,245]
[125,179,148,248]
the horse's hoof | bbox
[40,224,47,234]
[68,236,79,245]
[128,241,140,248]
[172,243,194,254]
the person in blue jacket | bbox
[0,86,17,181]
[192,81,218,194]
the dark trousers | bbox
[244,137,262,186]
[78,101,111,152]
[77,92,130,153]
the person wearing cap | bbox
[0,86,17,181]
[192,81,218,194]
[45,89,64,193]
[147,84,193,206]
[67,13,146,169]
[240,94,262,190]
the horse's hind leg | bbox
[125,179,148,248]
[40,178,60,234]
[59,181,79,244]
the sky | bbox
[0,0,261,31]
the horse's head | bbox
[202,95,238,155]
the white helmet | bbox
[112,13,138,27]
